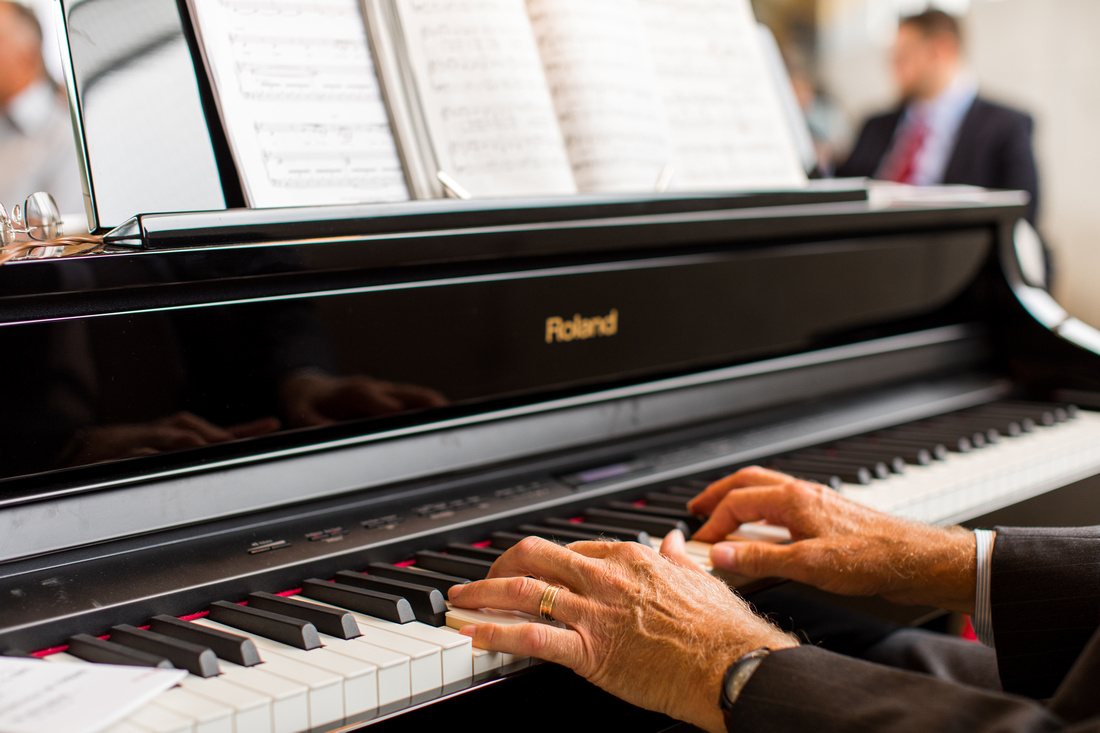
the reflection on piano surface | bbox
[3,190,1100,732]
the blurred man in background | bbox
[0,1,83,214]
[838,10,1039,224]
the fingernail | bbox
[668,528,683,541]
[458,625,476,637]
[711,543,736,569]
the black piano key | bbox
[443,543,506,561]
[846,436,947,461]
[643,492,691,510]
[662,484,706,498]
[768,460,873,485]
[876,428,973,452]
[958,411,1031,435]
[778,470,844,489]
[208,600,321,650]
[335,571,447,627]
[109,624,220,678]
[149,615,261,667]
[602,501,705,533]
[516,524,602,544]
[543,518,651,543]
[971,402,1059,426]
[582,508,689,536]
[770,457,888,479]
[920,418,1002,444]
[489,532,530,550]
[300,579,415,624]
[67,634,174,668]
[413,551,494,581]
[247,592,361,640]
[0,649,34,658]
[367,562,469,594]
[800,448,907,473]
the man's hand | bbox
[448,532,797,733]
[689,466,977,613]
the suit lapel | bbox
[943,97,983,184]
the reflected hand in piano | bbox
[450,468,1100,732]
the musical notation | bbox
[188,0,408,206]
[526,0,674,192]
[393,0,576,197]
[637,0,806,188]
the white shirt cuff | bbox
[973,528,995,647]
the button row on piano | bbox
[38,401,1100,733]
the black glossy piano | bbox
[3,182,1100,732]
[5,1,1100,730]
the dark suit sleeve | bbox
[993,112,1040,223]
[835,112,900,179]
[991,526,1100,698]
[725,646,1065,732]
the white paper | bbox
[0,658,185,733]
[187,0,410,207]
[525,0,675,193]
[637,0,806,190]
[393,0,577,198]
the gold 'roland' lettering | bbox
[545,309,619,344]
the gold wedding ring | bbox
[539,583,564,622]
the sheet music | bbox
[637,0,806,189]
[392,0,576,197]
[525,0,675,193]
[187,0,409,207]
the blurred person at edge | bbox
[0,1,83,215]
[837,10,1039,225]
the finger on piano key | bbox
[109,624,220,678]
[149,615,261,667]
[208,601,320,650]
[67,634,174,669]
[334,571,448,627]
[366,562,468,595]
[300,578,415,623]
[190,618,352,726]
[247,592,361,639]
[443,605,534,669]
[288,595,449,693]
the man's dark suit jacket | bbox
[726,526,1100,730]
[837,97,1040,223]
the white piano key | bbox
[178,672,272,733]
[215,661,309,733]
[153,687,233,733]
[433,624,505,673]
[292,595,471,685]
[284,597,440,695]
[444,606,535,667]
[191,619,346,728]
[296,629,411,706]
[103,722,153,733]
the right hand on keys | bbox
[689,466,979,613]
[448,532,797,733]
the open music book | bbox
[187,0,807,207]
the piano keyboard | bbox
[30,401,1100,733]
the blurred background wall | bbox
[755,0,1100,328]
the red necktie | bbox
[885,117,930,184]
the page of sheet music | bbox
[392,0,576,198]
[637,0,806,190]
[525,0,675,193]
[187,0,409,207]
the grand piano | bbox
[3,2,1100,732]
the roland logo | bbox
[545,308,619,344]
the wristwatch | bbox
[720,647,772,722]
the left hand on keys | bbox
[447,531,797,733]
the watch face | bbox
[722,648,771,711]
